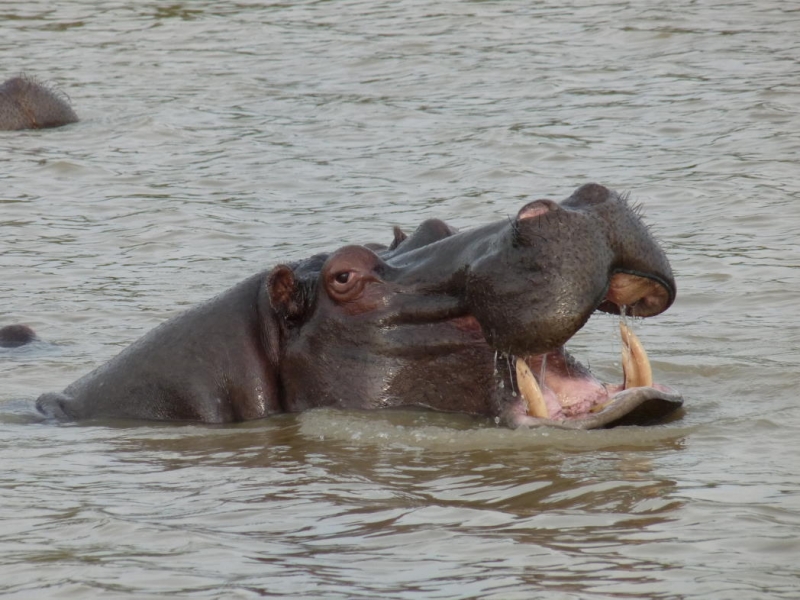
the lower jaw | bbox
[504,323,683,429]
[504,385,683,430]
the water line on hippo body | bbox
[491,351,521,399]
[618,304,630,369]
[559,346,570,377]
[492,350,503,389]
[506,354,516,395]
[495,351,508,397]
[603,305,649,387]
[617,305,645,330]
[619,321,653,389]
[539,353,548,387]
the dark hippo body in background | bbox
[0,325,37,348]
[37,184,683,429]
[0,76,78,130]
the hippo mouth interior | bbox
[507,321,681,429]
[498,272,682,429]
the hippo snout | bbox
[464,185,675,356]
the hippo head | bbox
[266,184,681,429]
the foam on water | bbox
[298,408,694,453]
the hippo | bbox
[0,324,38,348]
[36,184,683,429]
[0,76,78,130]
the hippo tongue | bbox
[514,322,653,420]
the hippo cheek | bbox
[463,253,611,357]
[467,284,598,356]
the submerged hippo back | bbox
[0,76,78,130]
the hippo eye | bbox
[328,268,366,301]
[324,246,383,302]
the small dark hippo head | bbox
[267,184,681,429]
[0,76,78,131]
[0,324,38,348]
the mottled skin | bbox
[0,325,37,348]
[37,184,681,427]
[0,76,78,130]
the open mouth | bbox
[509,322,682,429]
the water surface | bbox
[2,1,799,598]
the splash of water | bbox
[539,353,547,385]
[506,354,515,395]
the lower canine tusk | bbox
[620,322,653,388]
[516,358,549,418]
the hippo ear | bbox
[388,226,407,251]
[268,265,303,319]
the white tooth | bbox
[620,322,653,388]
[516,358,549,418]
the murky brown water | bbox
[2,1,799,598]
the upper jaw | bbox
[504,322,683,430]
[599,271,675,318]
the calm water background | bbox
[1,1,799,598]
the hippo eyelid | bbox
[327,269,366,300]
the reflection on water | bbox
[2,0,800,597]
[2,412,687,597]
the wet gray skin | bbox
[0,76,78,131]
[37,184,682,428]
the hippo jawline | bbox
[504,322,683,430]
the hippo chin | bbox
[0,76,78,131]
[37,184,683,429]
